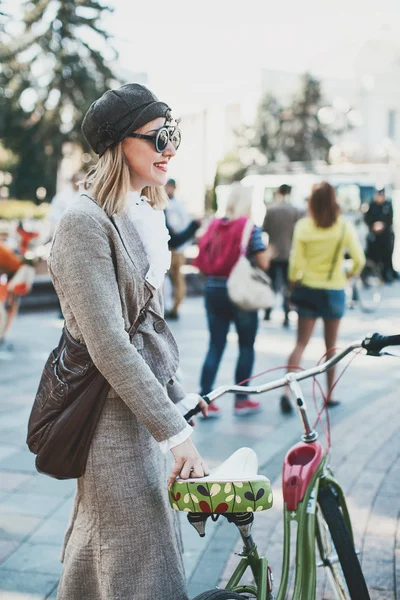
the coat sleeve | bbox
[167,220,200,249]
[166,376,186,404]
[49,211,188,443]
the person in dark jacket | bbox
[364,188,396,283]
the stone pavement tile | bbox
[367,493,400,532]
[0,569,58,600]
[15,475,75,499]
[362,558,394,592]
[0,539,20,564]
[0,450,37,474]
[0,513,42,541]
[45,586,58,599]
[380,469,400,497]
[340,466,384,504]
[0,429,26,448]
[0,542,62,577]
[0,410,31,431]
[369,591,394,600]
[362,535,394,563]
[0,492,65,518]
[331,400,396,461]
[343,421,400,475]
[47,497,74,522]
[0,446,22,463]
[0,472,35,493]
[26,517,69,547]
[347,501,373,545]
[366,510,399,538]
[368,431,400,471]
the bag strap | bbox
[327,222,346,281]
[240,219,254,256]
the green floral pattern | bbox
[169,479,273,513]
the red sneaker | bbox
[234,398,262,416]
[202,403,221,418]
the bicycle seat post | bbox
[287,375,318,443]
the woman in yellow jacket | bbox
[281,182,365,413]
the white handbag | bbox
[227,219,275,311]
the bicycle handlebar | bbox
[361,333,400,355]
[184,332,400,421]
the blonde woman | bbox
[196,182,275,417]
[49,83,208,600]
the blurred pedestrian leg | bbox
[263,184,300,326]
[199,284,258,413]
[165,179,199,319]
[168,250,186,319]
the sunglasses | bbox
[128,126,182,153]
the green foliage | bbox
[281,73,331,163]
[251,94,284,163]
[0,0,118,201]
[0,199,50,220]
[245,72,333,166]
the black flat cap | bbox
[82,83,171,157]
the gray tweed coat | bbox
[48,195,190,600]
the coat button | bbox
[153,320,166,333]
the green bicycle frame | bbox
[224,455,354,600]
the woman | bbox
[281,182,365,413]
[197,183,275,417]
[49,83,209,600]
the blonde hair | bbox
[225,182,252,220]
[84,143,168,216]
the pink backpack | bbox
[193,217,248,277]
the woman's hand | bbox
[190,396,208,424]
[168,438,209,487]
[181,393,209,425]
[254,244,278,271]
[372,221,385,233]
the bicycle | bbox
[346,259,384,314]
[169,332,400,600]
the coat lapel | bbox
[111,213,150,280]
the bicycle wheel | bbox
[192,591,246,600]
[316,486,370,600]
[354,261,383,313]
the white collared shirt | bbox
[125,191,194,452]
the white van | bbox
[217,167,396,249]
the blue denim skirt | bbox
[292,286,346,320]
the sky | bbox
[108,0,400,110]
[4,0,400,114]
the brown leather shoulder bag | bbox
[26,300,151,480]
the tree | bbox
[0,0,118,201]
[280,73,332,163]
[247,73,333,167]
[249,93,284,163]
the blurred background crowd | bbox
[0,0,400,343]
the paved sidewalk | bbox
[0,288,400,599]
